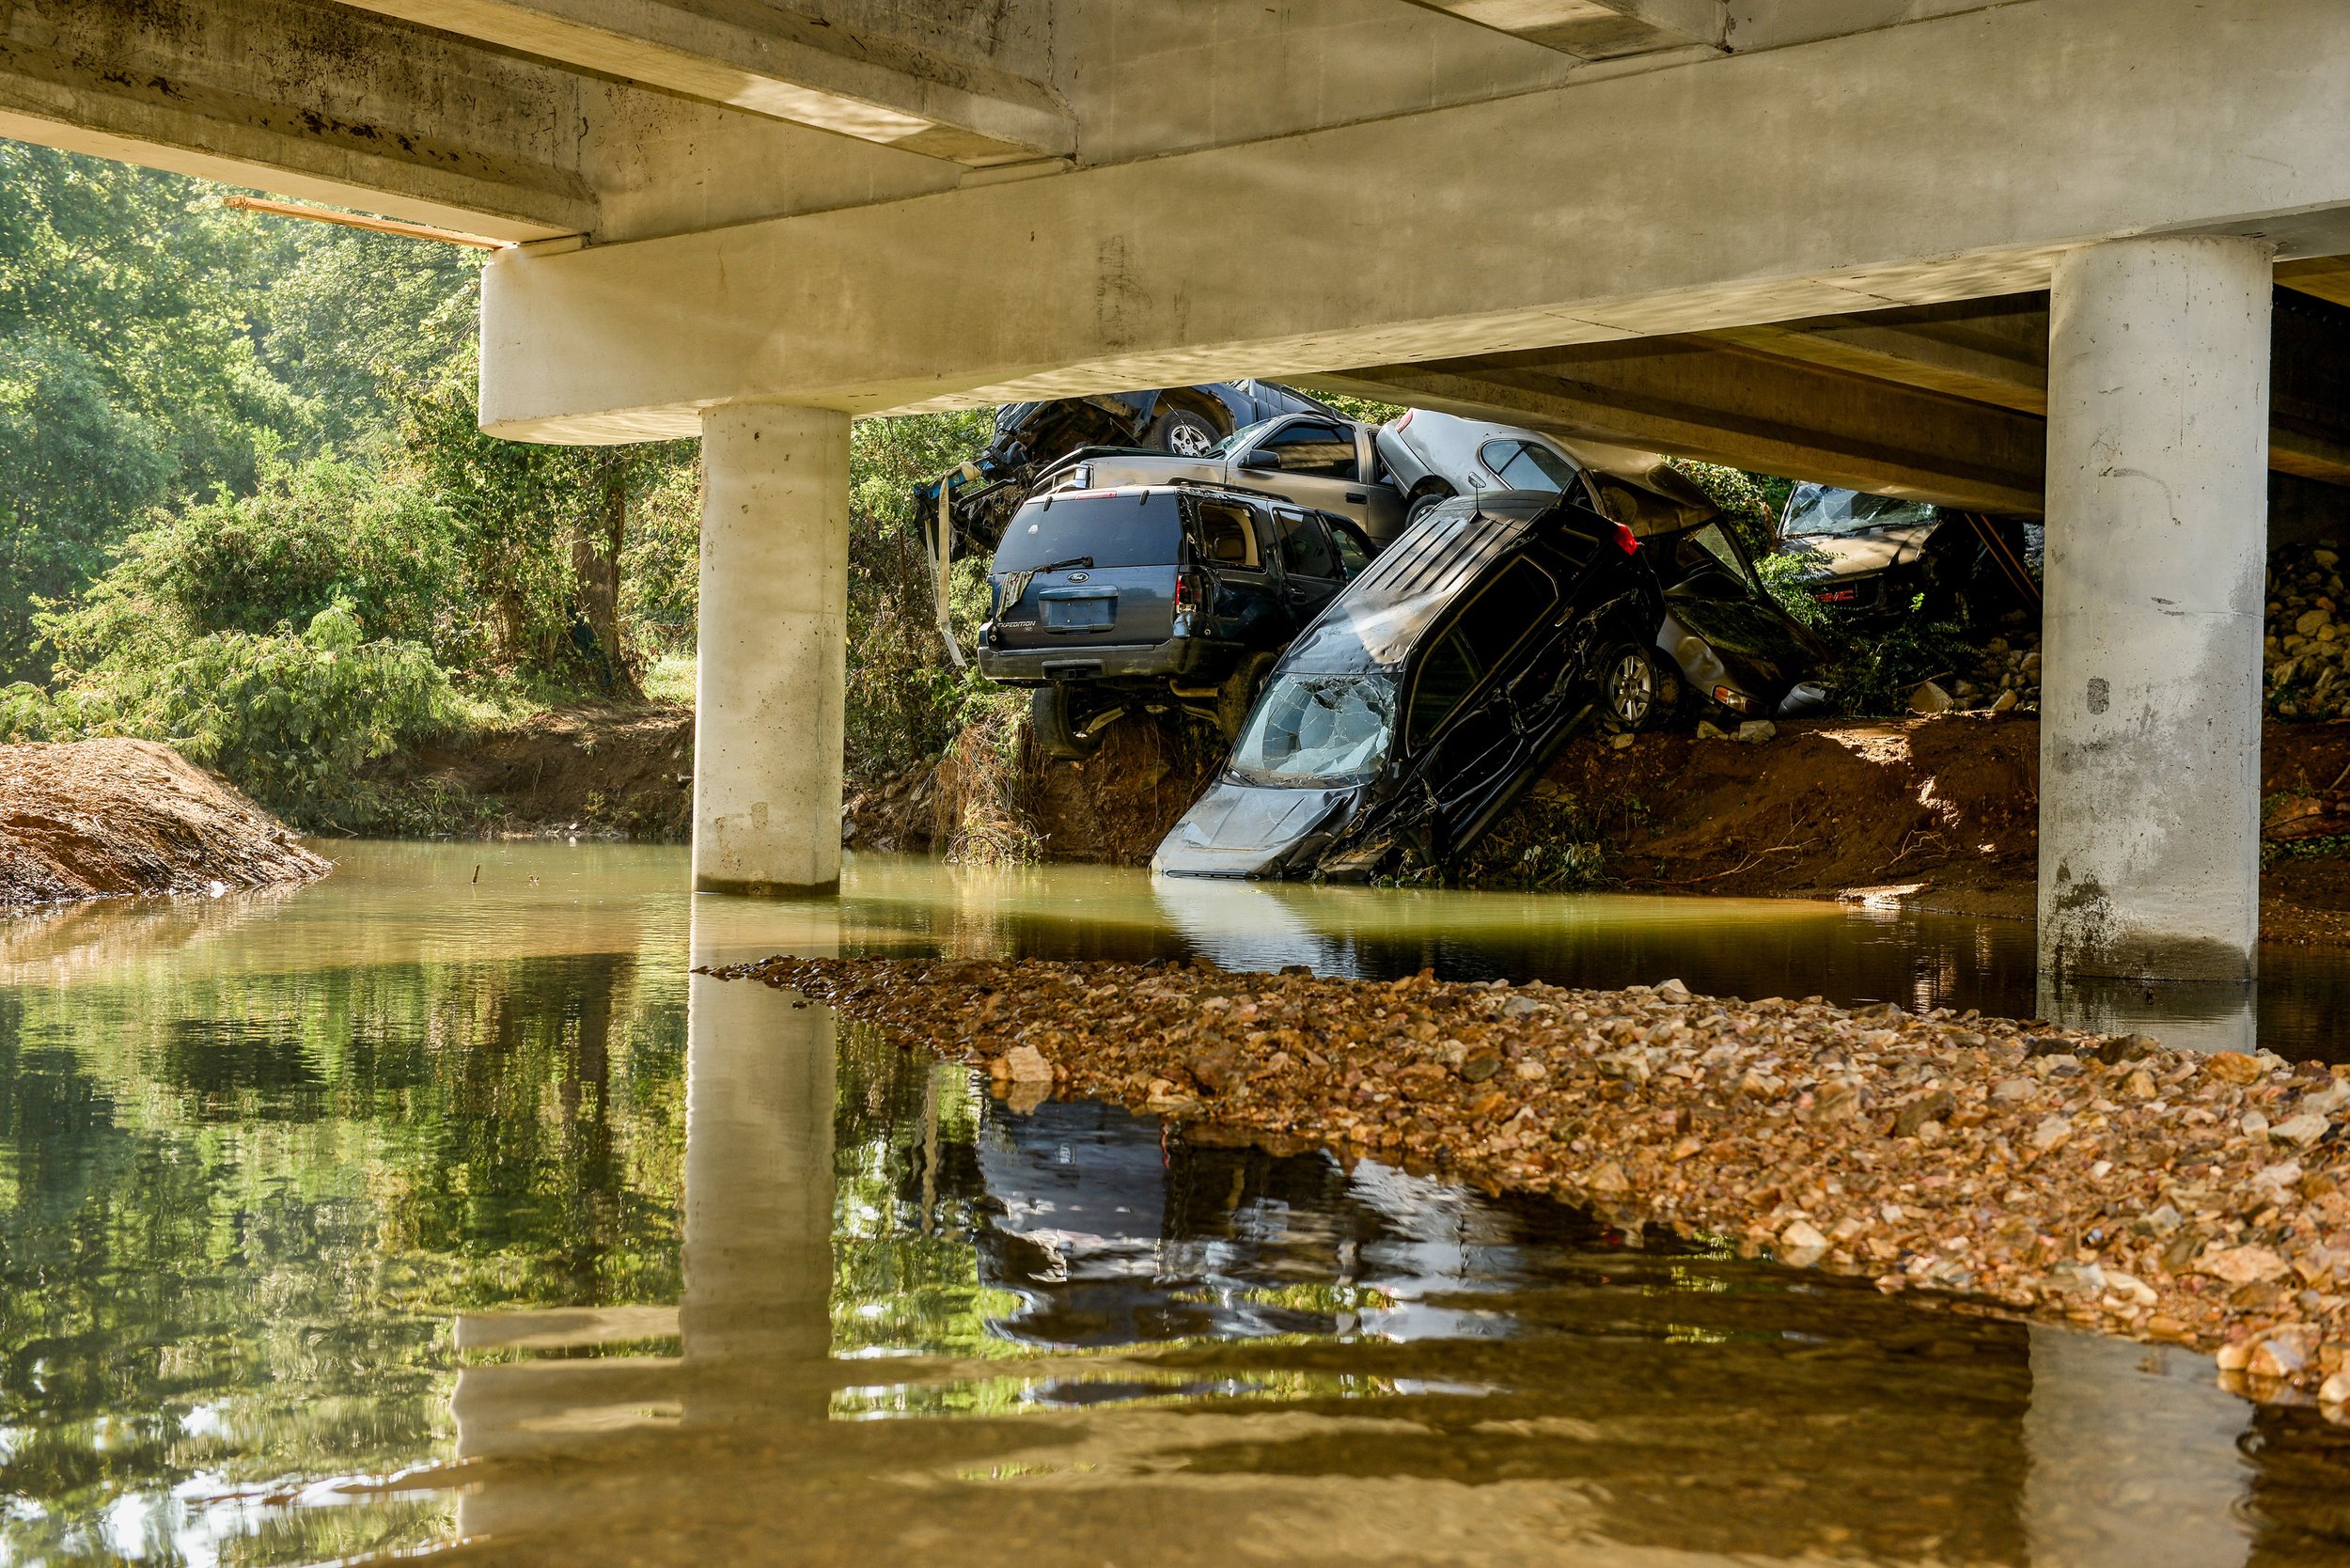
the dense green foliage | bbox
[844,409,997,780]
[0,147,713,820]
[0,147,304,680]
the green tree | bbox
[400,351,697,699]
[0,147,305,678]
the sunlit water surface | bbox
[2,842,2345,1566]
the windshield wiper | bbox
[1038,556,1093,572]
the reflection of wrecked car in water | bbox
[978,484,1378,758]
[1776,482,2041,623]
[1153,491,1657,880]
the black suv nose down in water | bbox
[1152,491,1658,880]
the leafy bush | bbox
[843,410,1000,783]
[37,453,462,681]
[1820,592,1971,715]
[2,602,458,823]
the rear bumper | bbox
[978,635,1240,685]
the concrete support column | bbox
[694,403,851,894]
[2038,237,2273,985]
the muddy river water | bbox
[3,842,2346,1565]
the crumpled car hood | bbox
[1152,783,1357,879]
[1798,525,1937,579]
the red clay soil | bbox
[368,702,697,839]
[845,713,1221,862]
[0,739,328,905]
[1554,714,2350,944]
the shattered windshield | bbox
[1781,483,1937,538]
[1229,674,1398,788]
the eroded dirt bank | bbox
[722,954,2350,1415]
[847,710,2350,942]
[1,740,327,905]
[364,703,696,839]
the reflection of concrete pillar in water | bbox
[2037,973,2258,1056]
[2023,1326,2251,1568]
[682,960,837,1416]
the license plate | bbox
[1043,596,1115,630]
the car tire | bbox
[1599,643,1679,731]
[1214,651,1277,743]
[1405,486,1455,528]
[1031,684,1120,761]
[1149,407,1221,458]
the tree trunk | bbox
[571,454,643,701]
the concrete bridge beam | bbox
[691,404,851,895]
[2038,237,2274,985]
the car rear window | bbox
[1480,439,1578,494]
[993,492,1183,572]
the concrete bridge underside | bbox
[15,0,2350,1002]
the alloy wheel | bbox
[1607,651,1655,726]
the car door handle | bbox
[1345,492,1367,503]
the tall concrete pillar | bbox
[694,402,852,894]
[2039,237,2273,984]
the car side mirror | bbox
[1241,448,1283,470]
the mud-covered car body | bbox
[1153,491,1657,880]
[978,483,1376,746]
[1776,482,2041,622]
[1038,412,1410,543]
[1639,512,1830,723]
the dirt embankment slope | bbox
[1549,715,2350,942]
[365,703,696,839]
[845,708,2350,943]
[1,740,328,905]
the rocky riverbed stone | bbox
[711,954,2350,1415]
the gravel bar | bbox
[711,954,2350,1413]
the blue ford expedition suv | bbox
[977,484,1376,759]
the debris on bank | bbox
[715,954,2350,1415]
[1,739,328,905]
[2268,542,2350,721]
[361,701,695,840]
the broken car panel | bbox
[1153,491,1659,881]
[1637,516,1831,727]
[1776,481,2042,622]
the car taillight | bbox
[1174,573,1197,613]
[1393,409,1415,432]
[1611,522,1639,556]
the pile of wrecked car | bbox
[924,382,1840,879]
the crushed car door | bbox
[1184,496,1285,650]
[1271,506,1349,628]
[1397,555,1574,860]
